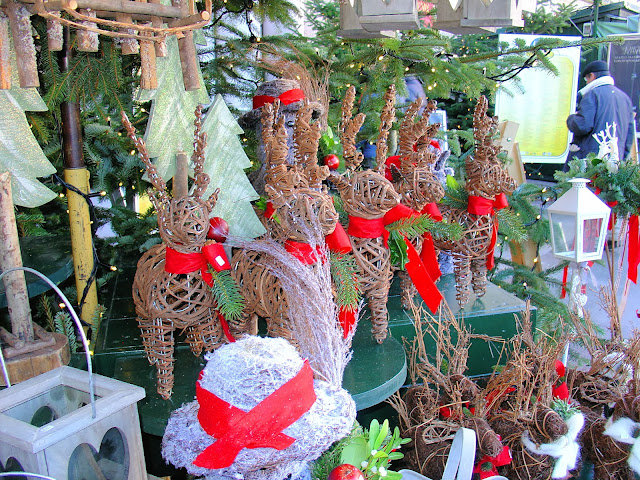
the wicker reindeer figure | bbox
[123,108,227,400]
[329,85,401,343]
[390,98,446,309]
[230,100,339,344]
[432,96,516,306]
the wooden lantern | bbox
[0,366,147,479]
[357,0,420,32]
[432,0,536,33]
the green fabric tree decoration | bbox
[136,34,210,181]
[201,94,265,239]
[0,49,56,207]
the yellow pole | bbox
[64,167,98,327]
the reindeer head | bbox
[465,97,516,199]
[262,100,339,242]
[122,107,219,253]
[391,98,445,211]
[329,85,401,219]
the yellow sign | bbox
[496,34,582,164]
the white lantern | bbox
[547,178,611,263]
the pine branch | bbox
[496,208,527,243]
[329,252,362,309]
[55,311,78,353]
[386,215,462,241]
[208,268,245,321]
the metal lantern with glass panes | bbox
[547,178,611,263]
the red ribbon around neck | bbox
[347,204,444,312]
[193,360,316,469]
[325,223,352,254]
[467,193,509,271]
[164,244,235,342]
[252,89,305,109]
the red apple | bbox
[323,154,340,170]
[207,217,229,242]
[328,464,365,480]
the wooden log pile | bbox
[0,0,211,90]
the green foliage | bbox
[496,208,527,244]
[312,420,410,480]
[329,252,362,310]
[91,305,106,347]
[442,175,468,210]
[551,398,580,420]
[507,183,553,245]
[108,205,160,254]
[556,155,640,218]
[15,210,49,237]
[54,311,78,353]
[208,269,245,321]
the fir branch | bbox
[386,215,462,241]
[208,268,245,321]
[496,208,527,243]
[442,175,468,210]
[41,294,55,333]
[329,252,362,309]
[54,311,78,353]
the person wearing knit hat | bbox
[565,60,635,171]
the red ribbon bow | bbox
[193,360,316,469]
[164,244,235,342]
[347,204,444,312]
[473,443,512,479]
[467,193,509,271]
[252,88,306,109]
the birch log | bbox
[0,12,10,89]
[0,172,34,343]
[5,0,39,88]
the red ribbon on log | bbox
[473,444,512,479]
[467,193,509,271]
[629,214,640,284]
[338,307,357,339]
[253,89,305,109]
[420,202,443,282]
[285,239,325,265]
[193,360,316,469]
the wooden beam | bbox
[2,0,185,17]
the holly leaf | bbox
[339,436,369,467]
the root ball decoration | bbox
[162,329,356,480]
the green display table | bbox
[387,273,535,377]
[95,267,406,437]
[0,236,73,308]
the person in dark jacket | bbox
[565,60,635,171]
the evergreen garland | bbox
[329,252,362,310]
[207,268,245,321]
[54,311,78,353]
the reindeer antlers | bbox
[121,110,170,204]
[340,85,366,171]
[375,85,396,174]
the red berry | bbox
[207,217,229,242]
[324,154,340,170]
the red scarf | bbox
[253,88,305,109]
[193,360,316,469]
[467,193,509,270]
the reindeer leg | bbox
[184,324,204,356]
[399,270,417,310]
[199,312,224,352]
[137,316,157,365]
[151,318,175,399]
[453,255,471,306]
[471,256,488,297]
[368,288,390,343]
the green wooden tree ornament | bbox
[201,95,266,239]
[0,50,56,208]
[136,34,209,181]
